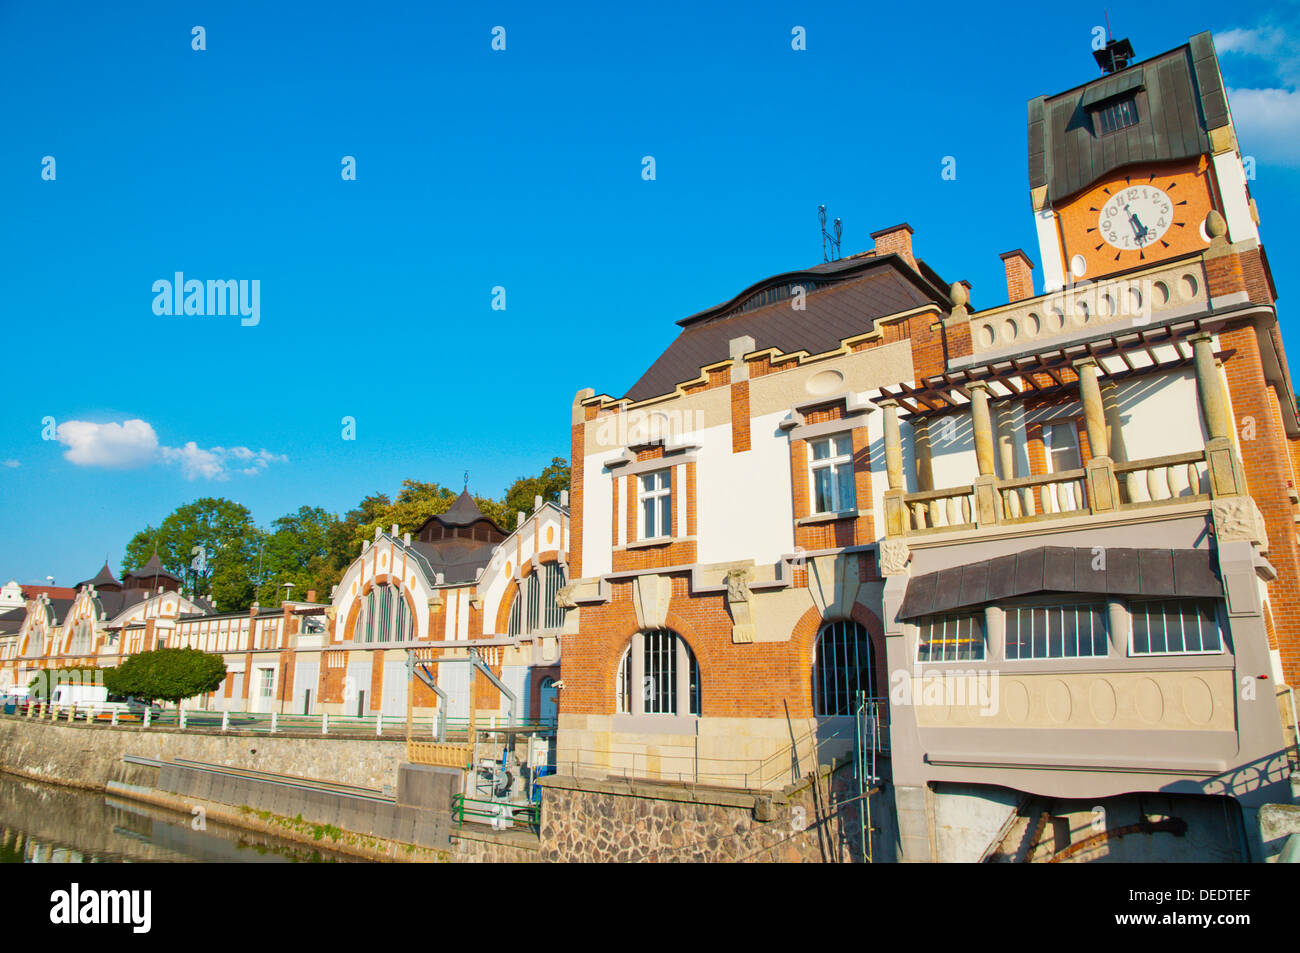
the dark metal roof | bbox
[897,546,1223,620]
[0,607,26,636]
[47,598,75,625]
[624,256,949,403]
[77,561,121,591]
[124,551,180,584]
[441,490,488,526]
[409,538,497,586]
[93,589,149,620]
[1029,32,1228,203]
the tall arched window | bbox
[69,619,92,655]
[354,583,414,643]
[507,562,568,636]
[813,620,876,716]
[615,629,700,716]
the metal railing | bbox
[451,793,540,833]
[5,702,456,738]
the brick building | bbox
[1,493,569,732]
[558,31,1299,861]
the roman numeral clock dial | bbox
[1097,184,1179,258]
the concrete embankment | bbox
[0,716,541,862]
[0,715,405,792]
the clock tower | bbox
[1027,31,1260,292]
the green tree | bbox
[123,498,262,610]
[500,457,570,527]
[103,648,226,708]
[255,505,340,606]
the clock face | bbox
[1097,185,1174,251]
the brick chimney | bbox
[1000,249,1035,302]
[871,223,916,271]
[306,589,317,603]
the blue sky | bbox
[2,0,1298,586]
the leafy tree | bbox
[123,498,261,610]
[255,505,340,606]
[103,648,226,707]
[500,457,570,528]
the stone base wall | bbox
[538,769,892,862]
[0,715,405,792]
[556,713,849,790]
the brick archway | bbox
[796,600,888,714]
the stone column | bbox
[968,383,1000,526]
[1101,381,1135,502]
[881,400,904,490]
[913,418,934,492]
[879,400,908,537]
[995,404,1016,481]
[1192,333,1247,496]
[1193,334,1230,439]
[968,383,995,477]
[1075,358,1119,513]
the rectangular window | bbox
[917,613,986,662]
[638,469,672,540]
[1005,604,1108,659]
[258,668,275,698]
[809,434,856,514]
[1044,421,1082,473]
[1130,600,1223,655]
[1094,96,1139,135]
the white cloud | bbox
[55,418,287,480]
[1216,22,1300,167]
[56,419,160,468]
[2,460,19,468]
[1226,86,1300,167]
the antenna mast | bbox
[818,205,843,262]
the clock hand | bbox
[1124,204,1148,243]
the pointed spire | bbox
[441,488,487,526]
[77,560,122,592]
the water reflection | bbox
[0,771,355,863]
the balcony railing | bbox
[1115,450,1210,506]
[897,449,1208,536]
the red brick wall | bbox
[731,381,751,453]
[1220,321,1300,682]
[562,571,884,721]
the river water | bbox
[0,771,357,863]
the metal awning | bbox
[897,546,1223,620]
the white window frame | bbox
[1128,599,1225,656]
[258,667,276,699]
[1004,603,1109,660]
[637,469,673,541]
[808,433,856,515]
[916,613,986,663]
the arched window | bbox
[507,562,568,636]
[69,620,92,655]
[354,583,414,644]
[615,629,700,716]
[813,620,876,716]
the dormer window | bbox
[1093,95,1139,135]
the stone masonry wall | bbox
[0,716,405,793]
[538,767,887,862]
